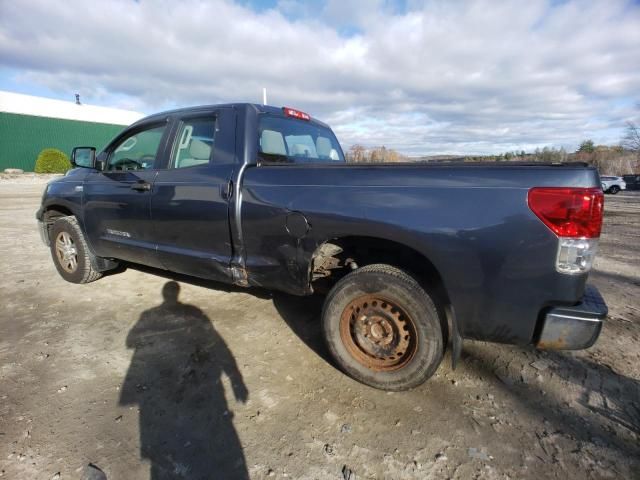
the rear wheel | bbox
[608,185,620,194]
[322,264,444,391]
[49,216,103,283]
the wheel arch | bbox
[308,235,455,347]
[41,204,76,242]
[43,205,117,273]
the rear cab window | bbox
[258,114,345,164]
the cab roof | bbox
[132,103,330,129]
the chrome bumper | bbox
[536,285,607,350]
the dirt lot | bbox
[1,180,638,480]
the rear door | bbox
[151,108,237,281]
[83,121,171,268]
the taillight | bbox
[528,187,604,238]
[528,187,604,275]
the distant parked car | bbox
[622,174,640,191]
[600,176,626,194]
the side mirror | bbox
[71,147,96,169]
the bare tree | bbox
[621,121,640,158]
[347,144,366,163]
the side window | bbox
[171,117,216,169]
[108,125,166,171]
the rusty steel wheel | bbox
[339,295,418,371]
[323,264,444,391]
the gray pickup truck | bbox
[37,103,608,390]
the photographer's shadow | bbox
[120,281,249,480]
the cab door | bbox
[150,108,236,281]
[83,121,171,268]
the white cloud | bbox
[0,0,639,154]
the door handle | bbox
[131,182,151,192]
[221,180,233,199]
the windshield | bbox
[258,115,345,164]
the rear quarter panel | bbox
[240,163,601,345]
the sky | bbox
[0,0,639,155]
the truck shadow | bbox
[120,281,250,480]
[462,344,640,460]
[120,264,334,365]
[544,352,640,436]
[590,269,640,288]
[271,291,332,362]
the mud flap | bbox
[446,305,463,369]
[451,319,463,369]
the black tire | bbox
[322,264,444,391]
[609,186,620,194]
[49,216,103,283]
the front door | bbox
[83,122,170,268]
[151,109,236,281]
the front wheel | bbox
[49,216,103,283]
[608,185,620,194]
[322,264,444,391]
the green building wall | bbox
[0,112,127,171]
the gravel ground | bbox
[0,180,638,480]
[0,173,62,184]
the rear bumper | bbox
[536,285,607,350]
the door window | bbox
[107,125,166,171]
[171,117,216,169]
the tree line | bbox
[346,145,408,163]
[345,112,640,175]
